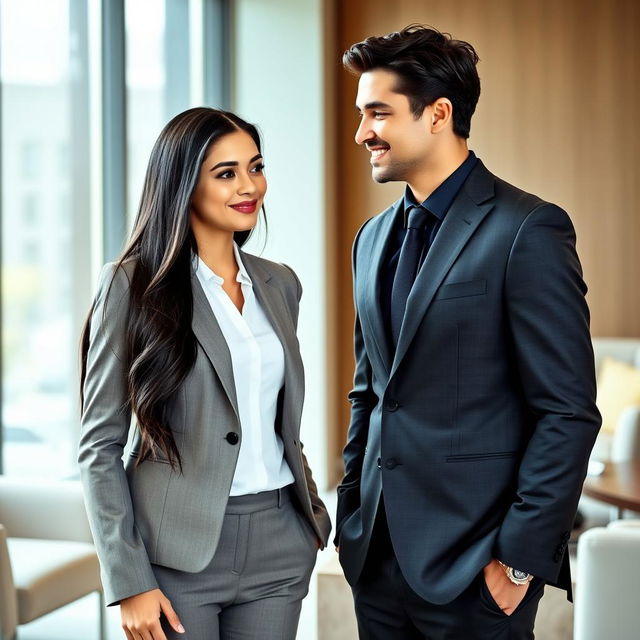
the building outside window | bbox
[1,0,87,478]
[0,0,222,478]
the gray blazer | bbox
[78,251,331,606]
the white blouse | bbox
[194,244,295,495]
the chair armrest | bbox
[0,478,93,543]
[0,524,18,640]
[611,406,640,462]
[608,519,640,530]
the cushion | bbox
[7,538,101,623]
[596,357,640,434]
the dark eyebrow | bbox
[355,101,394,113]
[210,153,263,172]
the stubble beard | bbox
[371,158,415,184]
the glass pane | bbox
[125,0,192,227]
[1,0,90,478]
[126,0,165,228]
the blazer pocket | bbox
[128,449,171,464]
[435,279,487,300]
[446,451,518,462]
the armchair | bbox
[574,519,640,640]
[0,477,104,640]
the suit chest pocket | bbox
[435,278,487,301]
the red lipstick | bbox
[229,200,258,214]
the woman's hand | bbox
[120,588,185,639]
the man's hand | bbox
[482,559,529,616]
[120,588,185,640]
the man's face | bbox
[354,68,432,184]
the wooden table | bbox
[582,460,640,519]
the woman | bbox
[78,107,331,640]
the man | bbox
[335,25,601,639]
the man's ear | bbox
[429,98,454,132]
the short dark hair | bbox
[343,24,480,138]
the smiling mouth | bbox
[369,147,389,163]
[229,200,258,213]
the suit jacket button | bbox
[225,432,239,445]
[377,457,382,469]
[385,399,399,412]
[385,458,398,470]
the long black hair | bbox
[80,107,265,471]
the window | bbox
[125,0,191,228]
[22,193,39,226]
[0,0,229,477]
[1,0,90,478]
[21,141,39,181]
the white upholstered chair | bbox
[0,477,104,640]
[574,519,640,640]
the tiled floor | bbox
[18,491,338,640]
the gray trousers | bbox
[152,485,318,639]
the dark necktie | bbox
[390,206,433,347]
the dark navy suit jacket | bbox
[335,160,601,604]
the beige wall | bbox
[331,0,640,476]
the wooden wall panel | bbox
[329,0,640,480]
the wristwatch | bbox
[498,561,534,586]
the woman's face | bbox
[190,129,267,237]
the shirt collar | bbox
[193,242,253,287]
[402,150,478,227]
[233,243,253,286]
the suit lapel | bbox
[361,202,401,375]
[241,252,304,436]
[390,163,496,379]
[191,270,240,419]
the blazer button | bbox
[377,457,382,469]
[385,458,398,470]
[225,432,239,445]
[385,399,399,412]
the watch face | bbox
[512,569,529,580]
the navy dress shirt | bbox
[381,151,478,349]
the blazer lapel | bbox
[360,202,401,376]
[390,163,496,379]
[241,252,304,436]
[190,270,240,419]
